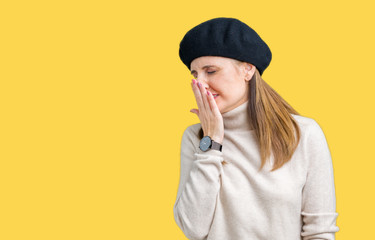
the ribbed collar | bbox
[222,100,254,131]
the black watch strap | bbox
[211,140,223,152]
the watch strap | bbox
[211,140,222,152]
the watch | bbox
[199,136,223,152]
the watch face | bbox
[199,136,211,151]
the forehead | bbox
[190,56,234,70]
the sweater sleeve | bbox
[173,126,224,240]
[301,120,340,240]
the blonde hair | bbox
[198,64,301,172]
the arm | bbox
[301,120,340,240]
[173,126,224,240]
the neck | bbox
[222,100,254,131]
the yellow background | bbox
[1,0,374,239]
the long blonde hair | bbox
[198,66,301,172]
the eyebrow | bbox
[190,65,216,75]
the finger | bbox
[190,108,199,115]
[191,80,204,113]
[197,81,209,112]
[206,90,221,116]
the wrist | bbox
[199,135,223,152]
[210,136,223,144]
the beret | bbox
[179,17,272,76]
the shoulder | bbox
[291,114,329,152]
[291,113,323,136]
[184,123,202,134]
[181,123,202,143]
[291,113,318,129]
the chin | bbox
[217,104,226,114]
[216,99,226,114]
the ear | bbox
[243,63,255,81]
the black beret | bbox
[179,17,272,76]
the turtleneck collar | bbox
[221,100,254,131]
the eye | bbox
[207,71,216,74]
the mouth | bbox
[212,94,219,99]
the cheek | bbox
[213,84,227,95]
[212,77,229,91]
[217,82,244,98]
[215,79,233,92]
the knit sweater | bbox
[173,100,339,240]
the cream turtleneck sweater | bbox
[173,100,339,240]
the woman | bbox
[173,17,339,240]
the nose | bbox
[196,76,209,90]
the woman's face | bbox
[190,56,254,114]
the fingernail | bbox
[192,79,196,84]
[198,82,201,87]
